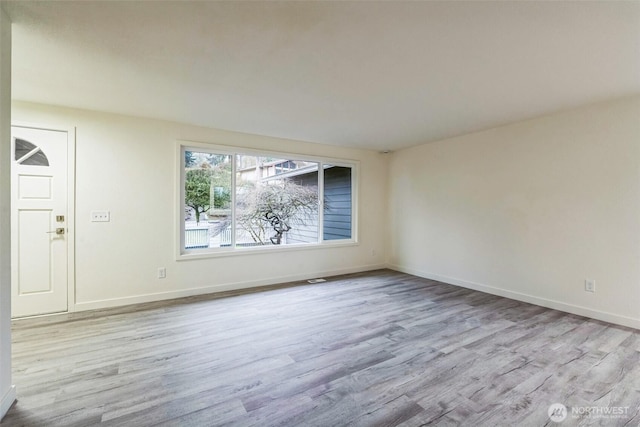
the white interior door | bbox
[11,125,69,317]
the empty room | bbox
[0,1,639,426]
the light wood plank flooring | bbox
[2,269,639,426]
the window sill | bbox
[176,240,358,261]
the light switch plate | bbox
[91,211,110,222]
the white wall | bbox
[389,96,640,329]
[12,102,388,310]
[0,5,15,420]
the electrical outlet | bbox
[585,279,595,293]
[158,268,166,279]
[91,211,110,222]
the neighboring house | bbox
[286,165,353,243]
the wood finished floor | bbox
[2,269,639,427]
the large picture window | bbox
[179,143,356,256]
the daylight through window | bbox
[181,145,356,254]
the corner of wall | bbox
[0,3,14,421]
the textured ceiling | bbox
[4,1,640,151]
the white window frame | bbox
[176,140,358,260]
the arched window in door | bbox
[14,138,50,166]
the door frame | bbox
[11,121,76,316]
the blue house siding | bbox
[323,166,352,240]
[285,165,352,243]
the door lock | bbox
[46,228,65,235]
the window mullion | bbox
[318,162,324,243]
[231,153,237,248]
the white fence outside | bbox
[185,228,209,249]
[185,224,291,249]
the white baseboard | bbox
[73,263,386,312]
[0,385,16,421]
[389,264,640,330]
